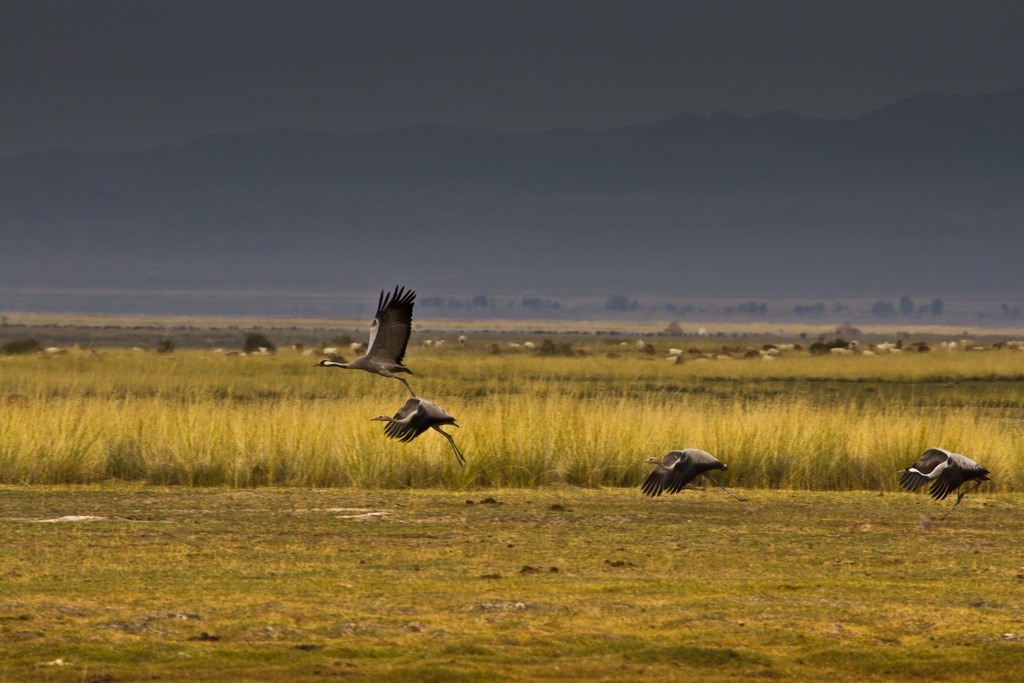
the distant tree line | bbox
[414,295,619,311]
[794,303,826,316]
[722,302,767,315]
[521,297,561,310]
[419,296,503,311]
[871,296,943,317]
[605,296,638,311]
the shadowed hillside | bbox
[2,89,1022,305]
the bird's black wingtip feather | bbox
[642,472,667,497]
[376,285,416,316]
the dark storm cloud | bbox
[2,0,1024,155]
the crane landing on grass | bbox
[641,449,745,501]
[317,286,417,396]
[373,397,466,467]
[899,448,990,520]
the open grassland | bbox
[1,487,1023,682]
[1,346,1023,490]
[1,337,1023,680]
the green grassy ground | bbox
[1,486,1023,682]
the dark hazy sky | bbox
[3,0,1023,157]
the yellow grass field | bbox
[1,344,1022,490]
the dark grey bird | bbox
[899,447,990,519]
[317,286,416,396]
[641,449,745,501]
[372,397,465,467]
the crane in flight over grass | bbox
[373,397,466,467]
[899,448,990,520]
[641,449,745,501]
[317,286,416,396]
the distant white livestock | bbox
[458,335,467,347]
[508,343,523,350]
[322,347,339,356]
[777,343,795,351]
[350,342,367,354]
[636,340,646,349]
[524,341,536,351]
[861,350,875,356]
[668,348,683,356]
[761,354,776,361]
[830,347,853,356]
[423,339,434,347]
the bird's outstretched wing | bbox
[664,453,696,494]
[929,452,989,500]
[640,467,668,497]
[899,448,950,492]
[365,286,416,364]
[665,449,722,493]
[641,451,684,497]
[382,398,430,442]
[929,465,964,501]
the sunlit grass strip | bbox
[1,391,1020,490]
[4,348,1024,402]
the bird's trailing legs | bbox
[939,480,985,520]
[396,376,416,397]
[432,426,465,468]
[703,473,747,502]
[381,371,416,397]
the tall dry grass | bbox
[0,348,1022,490]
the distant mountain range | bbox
[1,88,1022,313]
